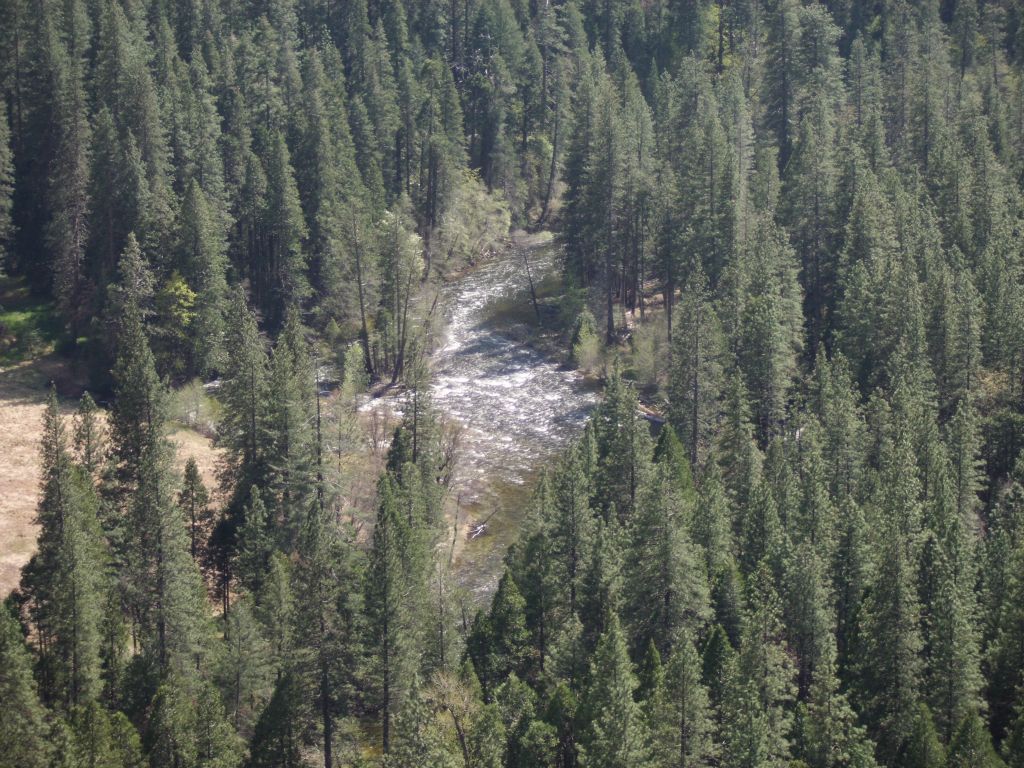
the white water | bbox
[366,241,598,595]
[431,246,597,487]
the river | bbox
[367,237,599,599]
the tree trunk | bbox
[352,216,374,380]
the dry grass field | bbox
[0,354,221,597]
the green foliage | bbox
[73,391,105,478]
[0,100,12,271]
[854,522,924,763]
[0,605,51,768]
[647,632,715,767]
[167,379,221,436]
[179,457,211,562]
[247,673,309,768]
[147,673,243,768]
[468,573,532,694]
[578,616,652,768]
[7,0,1024,764]
[904,705,945,768]
[22,388,109,710]
[947,712,1006,768]
[669,265,725,466]
[0,276,64,363]
[570,308,601,371]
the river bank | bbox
[363,231,600,599]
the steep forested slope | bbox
[3,0,1024,767]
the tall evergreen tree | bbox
[0,606,52,768]
[73,391,105,481]
[365,470,417,755]
[578,615,652,768]
[177,180,228,376]
[729,563,797,766]
[0,100,12,270]
[178,457,211,563]
[668,264,725,467]
[647,631,715,768]
[624,447,710,656]
[218,289,271,516]
[27,389,109,710]
[854,521,924,764]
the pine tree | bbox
[738,478,788,580]
[218,289,271,517]
[177,180,228,377]
[578,516,624,654]
[70,701,145,768]
[720,667,783,768]
[469,572,532,694]
[832,498,871,681]
[551,436,597,623]
[692,459,736,583]
[43,25,92,332]
[73,391,105,480]
[785,543,835,700]
[647,631,715,768]
[920,496,984,742]
[293,503,364,768]
[0,100,12,271]
[494,672,542,766]
[388,676,458,768]
[80,106,118,278]
[0,606,52,768]
[989,542,1024,742]
[23,388,109,710]
[903,705,945,768]
[374,199,422,383]
[128,437,209,674]
[264,310,317,541]
[578,615,652,768]
[671,75,733,287]
[854,520,923,763]
[812,353,865,499]
[110,319,209,674]
[700,621,736,710]
[668,264,725,467]
[216,596,271,734]
[248,672,308,768]
[715,372,763,516]
[235,487,273,596]
[624,449,710,657]
[732,563,797,764]
[259,131,308,328]
[147,672,244,768]
[366,471,416,755]
[179,457,211,563]
[762,0,801,168]
[737,217,803,445]
[470,700,508,768]
[96,14,173,258]
[799,631,878,768]
[592,366,650,523]
[296,48,367,326]
[105,236,161,495]
[946,712,1005,768]
[1006,703,1024,768]
[780,90,838,353]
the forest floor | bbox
[0,353,221,597]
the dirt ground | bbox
[0,354,221,597]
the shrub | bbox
[569,309,600,371]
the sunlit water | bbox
[366,242,599,598]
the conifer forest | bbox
[5,0,1024,765]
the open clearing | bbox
[0,354,221,596]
